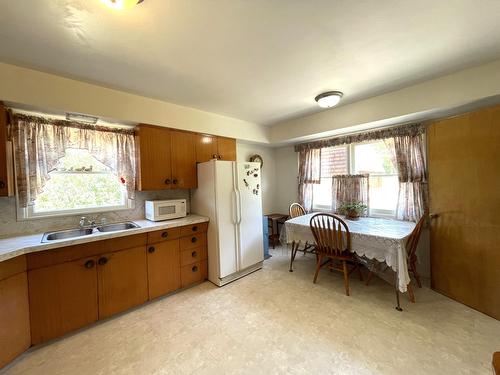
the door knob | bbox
[192,265,198,272]
[172,179,178,185]
[192,226,198,232]
[161,231,169,238]
[164,178,171,185]
[191,251,197,258]
[0,181,5,189]
[191,237,197,243]
[84,260,95,269]
[148,246,155,253]
[98,257,108,266]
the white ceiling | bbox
[1,0,500,126]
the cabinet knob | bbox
[191,237,197,243]
[217,154,222,160]
[161,231,169,238]
[172,179,178,185]
[148,246,155,253]
[164,178,171,185]
[84,259,95,269]
[212,154,217,159]
[0,181,5,189]
[192,226,198,232]
[191,251,197,258]
[98,257,108,266]
[192,265,198,273]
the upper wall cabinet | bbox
[0,104,9,196]
[170,130,197,189]
[195,134,236,163]
[136,125,197,190]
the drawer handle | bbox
[161,231,169,238]
[164,178,171,185]
[192,226,198,232]
[84,260,95,269]
[98,257,108,266]
[191,251,197,258]
[148,246,155,253]
[212,154,217,159]
[191,237,197,243]
[192,265,198,272]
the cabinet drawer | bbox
[181,260,207,287]
[148,227,181,244]
[180,246,207,266]
[180,222,208,237]
[180,233,206,250]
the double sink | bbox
[42,221,140,243]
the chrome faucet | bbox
[79,216,97,228]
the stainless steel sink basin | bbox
[96,221,140,232]
[42,228,94,242]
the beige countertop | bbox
[0,214,209,262]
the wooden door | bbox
[428,105,500,319]
[136,125,172,190]
[0,104,8,196]
[0,272,31,368]
[147,240,181,300]
[217,137,237,161]
[195,134,218,163]
[170,130,197,188]
[28,257,99,344]
[97,246,148,319]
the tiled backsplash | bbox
[0,190,190,238]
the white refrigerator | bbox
[191,160,264,286]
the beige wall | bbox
[270,58,500,143]
[274,146,298,214]
[236,142,277,215]
[0,62,270,143]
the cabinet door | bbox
[137,125,172,190]
[195,134,218,163]
[171,130,197,189]
[97,247,148,319]
[0,105,8,196]
[217,137,237,161]
[28,258,99,345]
[147,240,181,300]
[0,273,30,368]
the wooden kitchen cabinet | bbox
[0,104,9,196]
[97,246,148,319]
[170,130,197,188]
[28,257,99,345]
[136,125,172,190]
[0,257,30,368]
[217,137,237,161]
[147,240,181,300]
[195,134,237,163]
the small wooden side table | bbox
[266,213,288,249]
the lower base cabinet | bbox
[181,260,208,287]
[28,257,99,345]
[97,246,148,319]
[147,240,181,300]
[0,272,30,368]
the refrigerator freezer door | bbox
[236,162,264,270]
[215,161,239,278]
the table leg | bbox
[395,272,403,311]
[289,241,298,272]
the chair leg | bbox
[342,260,350,296]
[407,282,416,303]
[410,261,422,288]
[313,255,323,284]
[357,263,364,281]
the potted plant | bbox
[338,202,367,220]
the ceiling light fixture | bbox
[100,0,144,10]
[315,91,343,108]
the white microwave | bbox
[145,199,187,221]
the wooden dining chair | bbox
[309,213,363,296]
[289,202,306,218]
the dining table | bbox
[280,213,416,311]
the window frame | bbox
[312,141,398,218]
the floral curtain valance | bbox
[294,123,426,152]
[8,113,136,208]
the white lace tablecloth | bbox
[280,213,416,292]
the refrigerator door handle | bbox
[231,189,238,224]
[236,189,242,224]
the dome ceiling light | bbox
[101,0,144,10]
[315,91,343,108]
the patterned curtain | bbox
[9,113,136,208]
[385,133,427,222]
[298,148,320,212]
[331,174,369,215]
